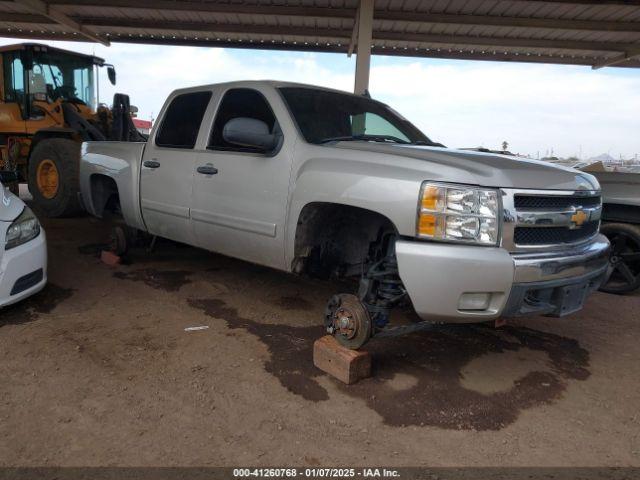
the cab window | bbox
[2,52,25,104]
[208,88,278,153]
[155,91,212,149]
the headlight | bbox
[417,182,501,245]
[6,207,41,250]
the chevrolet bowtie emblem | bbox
[570,209,589,228]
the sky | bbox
[2,36,639,160]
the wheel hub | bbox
[334,308,357,339]
[36,159,59,199]
[324,294,372,349]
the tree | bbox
[502,141,509,152]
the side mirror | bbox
[222,117,279,152]
[129,105,138,116]
[107,65,116,85]
[0,171,18,184]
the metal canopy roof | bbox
[1,0,640,69]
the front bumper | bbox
[395,234,609,323]
[0,229,48,308]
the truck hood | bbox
[0,185,25,222]
[333,143,600,191]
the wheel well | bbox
[89,174,121,218]
[603,203,640,225]
[292,202,397,278]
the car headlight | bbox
[6,207,41,250]
[417,182,501,246]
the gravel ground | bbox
[0,211,639,467]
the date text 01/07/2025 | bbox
[232,468,401,478]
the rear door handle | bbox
[197,165,218,175]
[143,160,161,169]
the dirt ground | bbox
[1,207,639,467]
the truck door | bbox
[140,90,212,245]
[190,87,292,269]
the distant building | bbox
[132,118,153,135]
[588,153,616,164]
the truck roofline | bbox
[165,80,363,100]
[0,42,106,65]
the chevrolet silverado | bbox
[79,81,610,348]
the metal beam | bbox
[2,12,638,54]
[63,18,640,53]
[43,0,640,33]
[520,0,640,5]
[16,0,109,45]
[46,0,354,18]
[379,11,640,33]
[3,27,639,68]
[347,3,360,57]
[374,31,634,53]
[354,0,373,94]
[48,0,640,12]
[592,49,640,68]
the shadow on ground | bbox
[113,269,193,292]
[0,284,74,327]
[188,297,590,431]
[83,240,592,432]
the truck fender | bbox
[79,141,147,231]
[285,157,422,269]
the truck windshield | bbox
[279,87,438,146]
[30,50,95,105]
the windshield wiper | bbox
[410,140,446,147]
[318,134,410,145]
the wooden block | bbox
[100,250,121,267]
[313,335,371,384]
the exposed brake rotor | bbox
[324,294,372,350]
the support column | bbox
[354,0,374,95]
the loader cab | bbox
[0,43,120,217]
[0,43,111,123]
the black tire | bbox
[28,137,83,218]
[108,225,142,256]
[325,294,372,350]
[599,222,640,294]
[109,225,129,256]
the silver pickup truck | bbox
[80,81,609,348]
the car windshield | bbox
[279,87,439,146]
[31,50,95,105]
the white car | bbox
[0,174,47,307]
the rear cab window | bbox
[155,91,212,149]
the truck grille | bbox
[514,195,601,210]
[514,222,599,246]
[503,189,602,251]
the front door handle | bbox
[143,160,161,169]
[197,165,219,175]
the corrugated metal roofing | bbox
[1,0,639,68]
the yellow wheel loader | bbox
[0,43,144,217]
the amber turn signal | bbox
[421,185,443,212]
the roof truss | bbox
[1,0,639,68]
[18,0,109,45]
